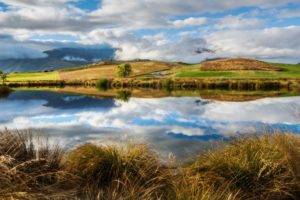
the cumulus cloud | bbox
[0,0,299,62]
[80,29,207,62]
[206,26,300,62]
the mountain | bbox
[0,47,116,72]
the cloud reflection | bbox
[0,91,299,159]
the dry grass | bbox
[64,144,175,200]
[0,129,79,199]
[59,61,175,81]
[0,130,299,200]
[201,58,283,71]
[178,134,300,200]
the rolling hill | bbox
[201,58,283,71]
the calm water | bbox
[1,90,299,159]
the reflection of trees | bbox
[116,90,132,102]
[96,79,109,91]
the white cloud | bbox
[216,15,264,29]
[172,17,207,28]
[1,96,299,137]
[0,0,299,62]
[206,26,300,62]
[80,28,207,62]
[203,97,300,124]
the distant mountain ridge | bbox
[0,47,116,72]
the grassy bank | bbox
[6,78,300,91]
[0,130,299,199]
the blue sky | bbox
[0,0,300,63]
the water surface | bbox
[1,90,299,159]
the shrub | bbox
[117,63,132,78]
[162,79,174,92]
[96,78,110,90]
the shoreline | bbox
[6,78,300,90]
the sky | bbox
[0,0,300,63]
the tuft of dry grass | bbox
[64,143,176,199]
[178,134,300,200]
[0,129,79,199]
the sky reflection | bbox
[0,91,299,159]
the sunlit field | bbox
[7,71,60,82]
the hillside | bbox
[201,58,283,71]
[5,58,300,83]
[0,47,116,72]
[59,60,176,81]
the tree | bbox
[0,72,7,85]
[117,63,132,78]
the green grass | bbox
[7,71,60,82]
[175,63,300,79]
[176,70,236,78]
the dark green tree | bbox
[0,71,7,85]
[117,63,132,78]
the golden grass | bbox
[0,129,79,199]
[201,58,283,71]
[59,61,175,81]
[64,144,175,199]
[178,134,300,200]
[0,130,299,200]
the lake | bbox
[0,89,299,160]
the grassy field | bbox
[1,130,299,199]
[175,63,300,78]
[5,60,300,83]
[59,61,175,81]
[7,71,59,82]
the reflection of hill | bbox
[50,87,299,102]
[7,91,117,110]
